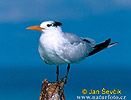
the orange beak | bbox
[26,25,45,31]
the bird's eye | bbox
[47,24,52,27]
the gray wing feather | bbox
[81,37,96,47]
[64,32,95,46]
[55,32,94,63]
[64,32,82,45]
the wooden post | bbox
[39,77,66,100]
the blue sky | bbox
[0,0,131,67]
[0,0,131,22]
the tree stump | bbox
[39,77,67,100]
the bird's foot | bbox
[60,76,68,84]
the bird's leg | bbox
[56,66,59,81]
[64,64,70,84]
[66,64,70,78]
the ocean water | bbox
[0,64,130,100]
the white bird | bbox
[26,21,118,81]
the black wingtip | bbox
[103,38,111,47]
[88,38,111,56]
[106,38,111,43]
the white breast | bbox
[38,32,68,65]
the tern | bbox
[26,21,118,81]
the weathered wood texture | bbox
[39,78,66,100]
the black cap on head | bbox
[53,21,62,26]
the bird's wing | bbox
[81,37,96,47]
[64,32,95,46]
[54,32,93,63]
[64,32,82,45]
[88,38,118,57]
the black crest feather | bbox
[53,21,62,26]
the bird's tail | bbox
[88,38,118,56]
